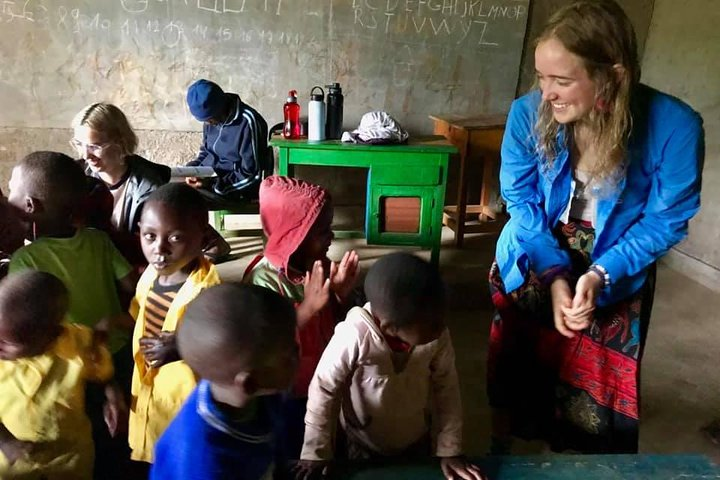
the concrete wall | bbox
[0,1,656,225]
[641,0,720,289]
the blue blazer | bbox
[495,85,704,306]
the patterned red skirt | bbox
[487,220,656,453]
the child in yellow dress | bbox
[127,183,221,465]
[0,270,119,479]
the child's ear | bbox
[234,371,256,396]
[25,196,41,214]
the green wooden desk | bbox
[334,454,720,479]
[271,137,457,265]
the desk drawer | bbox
[286,149,442,186]
[371,165,441,186]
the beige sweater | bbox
[301,304,463,460]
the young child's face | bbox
[292,202,334,269]
[138,201,207,279]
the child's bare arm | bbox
[0,423,33,466]
[103,383,128,438]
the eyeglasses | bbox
[69,138,111,155]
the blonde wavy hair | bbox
[71,103,138,158]
[534,0,640,182]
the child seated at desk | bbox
[296,253,484,480]
[244,175,359,467]
[0,271,120,479]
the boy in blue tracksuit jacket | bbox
[186,79,269,206]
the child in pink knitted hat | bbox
[244,175,359,471]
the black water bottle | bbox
[325,82,344,140]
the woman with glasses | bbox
[71,103,170,242]
[71,103,230,266]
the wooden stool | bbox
[430,114,507,247]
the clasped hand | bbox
[139,331,179,368]
[551,271,602,338]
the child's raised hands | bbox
[298,261,331,327]
[329,250,359,302]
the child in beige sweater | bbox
[296,253,484,480]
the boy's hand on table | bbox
[440,456,486,480]
[103,383,128,438]
[139,331,180,368]
[292,459,330,479]
[329,250,359,302]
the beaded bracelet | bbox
[588,264,611,288]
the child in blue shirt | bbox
[151,283,298,480]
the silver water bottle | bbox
[308,86,326,141]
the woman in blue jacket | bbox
[488,0,704,454]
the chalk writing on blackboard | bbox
[120,0,284,16]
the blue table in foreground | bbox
[271,136,457,265]
[334,454,720,479]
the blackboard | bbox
[0,0,529,134]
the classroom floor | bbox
[214,221,720,462]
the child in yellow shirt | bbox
[0,270,119,479]
[127,183,221,466]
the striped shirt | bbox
[144,279,183,337]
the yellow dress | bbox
[0,323,113,479]
[128,257,221,462]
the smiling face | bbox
[72,125,124,177]
[138,201,207,283]
[535,37,598,125]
